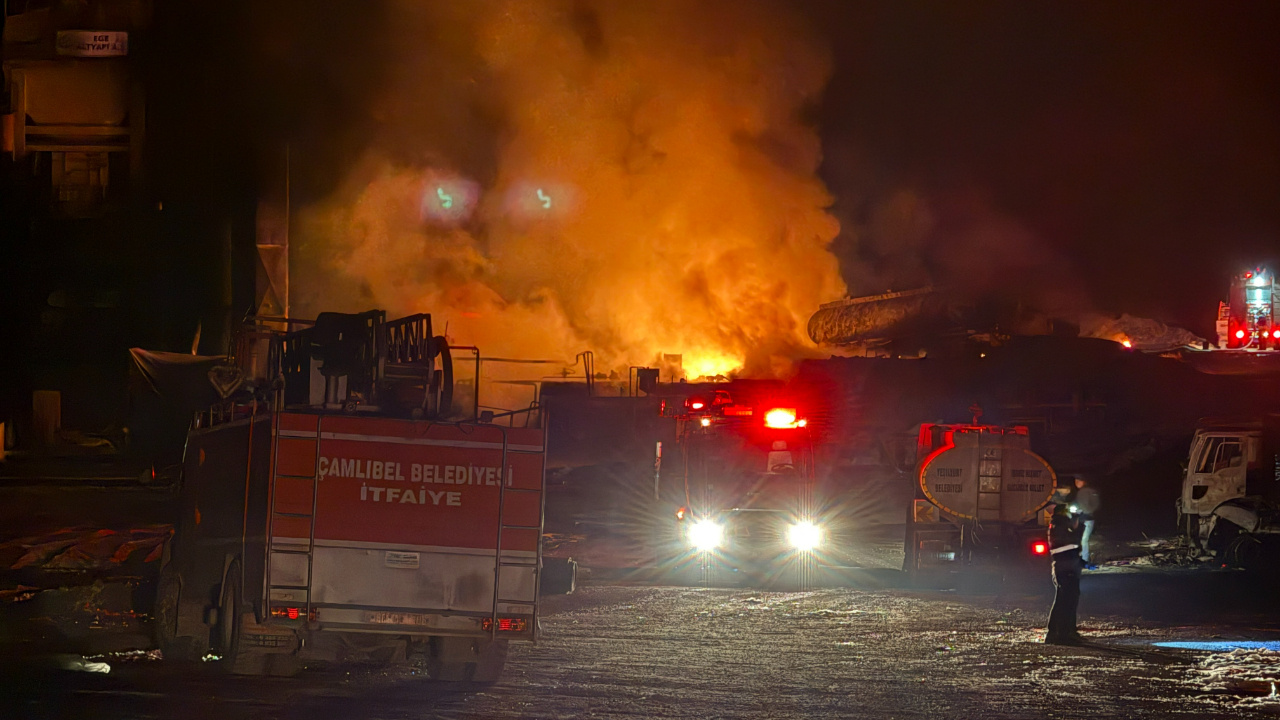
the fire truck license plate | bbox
[367,611,430,626]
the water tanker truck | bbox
[904,423,1057,575]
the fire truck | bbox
[153,311,547,679]
[1216,268,1279,350]
[655,386,825,587]
[903,423,1057,576]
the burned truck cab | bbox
[1177,418,1280,566]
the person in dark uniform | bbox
[1045,490,1085,645]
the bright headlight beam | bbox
[788,521,822,551]
[688,520,723,551]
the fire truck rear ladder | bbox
[490,425,545,639]
[264,412,321,621]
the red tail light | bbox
[269,606,315,620]
[1236,329,1246,339]
[482,617,528,632]
[689,400,705,410]
[1273,330,1279,339]
[1032,541,1048,555]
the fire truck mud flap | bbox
[424,636,508,683]
[540,556,577,595]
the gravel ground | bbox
[4,581,1275,720]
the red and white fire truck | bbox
[1216,268,1279,350]
[153,311,547,679]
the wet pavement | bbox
[4,573,1279,720]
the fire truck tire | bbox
[540,557,577,595]
[215,563,268,676]
[153,560,186,660]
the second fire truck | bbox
[654,385,827,587]
[153,310,548,679]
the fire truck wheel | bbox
[215,562,267,676]
[153,559,186,660]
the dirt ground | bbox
[4,457,1279,719]
[4,574,1279,720]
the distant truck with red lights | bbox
[654,386,826,587]
[153,311,548,679]
[904,423,1057,575]
[1216,268,1279,350]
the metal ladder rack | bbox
[264,412,321,621]
[490,426,546,638]
[976,439,1004,523]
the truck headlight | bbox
[687,520,723,551]
[788,521,822,551]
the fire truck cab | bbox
[657,388,824,587]
[153,311,547,679]
[1217,268,1280,350]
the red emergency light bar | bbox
[764,408,807,429]
[482,617,529,632]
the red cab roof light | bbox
[764,408,806,429]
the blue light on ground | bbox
[1154,640,1280,652]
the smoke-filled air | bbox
[293,0,845,382]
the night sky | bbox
[809,1,1280,336]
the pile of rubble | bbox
[1105,537,1213,569]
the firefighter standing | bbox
[1045,488,1085,645]
[1073,475,1100,569]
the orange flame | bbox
[293,1,845,385]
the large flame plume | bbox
[294,0,845,380]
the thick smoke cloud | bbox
[293,0,845,379]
